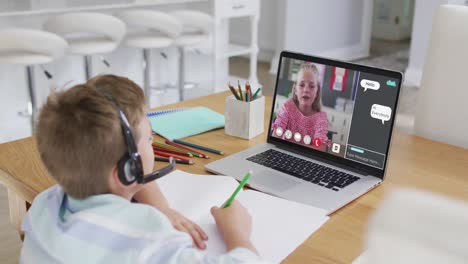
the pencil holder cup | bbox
[225,95,265,139]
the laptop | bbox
[205,51,402,214]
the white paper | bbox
[237,190,329,263]
[156,170,329,263]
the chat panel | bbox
[345,71,399,169]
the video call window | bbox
[271,57,399,170]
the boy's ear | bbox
[108,165,126,192]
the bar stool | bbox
[116,10,182,106]
[171,10,213,101]
[44,12,126,80]
[0,28,68,132]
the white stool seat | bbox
[0,52,53,65]
[0,28,68,133]
[117,10,183,106]
[68,37,118,55]
[44,12,126,79]
[123,33,173,49]
[173,33,207,47]
[44,13,126,55]
[117,10,181,50]
[0,28,68,65]
[170,10,213,101]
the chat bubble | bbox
[360,79,380,92]
[370,104,392,124]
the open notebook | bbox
[156,170,329,263]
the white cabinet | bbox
[215,0,258,18]
[212,0,260,91]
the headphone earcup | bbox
[117,153,137,185]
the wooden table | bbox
[1,91,467,263]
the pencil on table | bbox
[154,156,193,165]
[173,139,224,155]
[153,142,196,155]
[153,150,191,162]
[152,145,193,157]
[164,140,210,159]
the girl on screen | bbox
[272,62,329,150]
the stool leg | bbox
[25,66,37,133]
[178,47,185,101]
[143,49,151,107]
[84,55,92,80]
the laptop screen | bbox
[268,51,402,177]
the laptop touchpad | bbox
[249,170,299,192]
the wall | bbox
[269,0,373,73]
[372,0,415,41]
[405,0,442,86]
[284,0,364,55]
[231,0,373,64]
[405,0,468,86]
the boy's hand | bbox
[211,200,257,253]
[162,208,208,250]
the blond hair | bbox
[36,75,146,199]
[292,63,322,112]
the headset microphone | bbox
[98,91,176,186]
[140,157,176,184]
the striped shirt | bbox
[272,99,330,147]
[20,185,262,264]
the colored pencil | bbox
[164,140,209,158]
[153,150,191,162]
[237,80,243,101]
[228,82,240,100]
[246,82,253,100]
[173,139,224,155]
[154,157,193,165]
[153,141,196,155]
[154,154,188,163]
[153,141,203,158]
[252,87,262,99]
[222,171,251,208]
[152,145,193,157]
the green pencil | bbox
[222,171,252,208]
[252,87,262,99]
[173,139,224,155]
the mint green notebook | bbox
[148,107,225,140]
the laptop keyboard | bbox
[246,149,360,191]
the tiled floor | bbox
[0,38,416,262]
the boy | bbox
[21,75,261,263]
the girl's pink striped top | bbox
[272,98,330,146]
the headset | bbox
[99,91,175,185]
